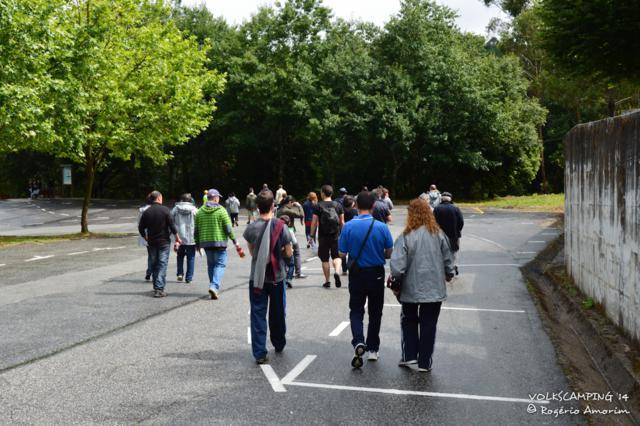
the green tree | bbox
[1,0,223,232]
[539,0,640,84]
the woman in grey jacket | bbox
[172,193,198,283]
[390,198,455,372]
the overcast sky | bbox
[180,0,507,35]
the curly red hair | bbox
[403,198,440,235]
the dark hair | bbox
[179,193,192,203]
[343,195,355,209]
[149,190,162,202]
[280,215,291,227]
[321,184,333,197]
[229,192,235,197]
[257,190,274,214]
[356,191,376,211]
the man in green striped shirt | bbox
[195,189,241,300]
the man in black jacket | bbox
[138,191,181,297]
[433,192,464,275]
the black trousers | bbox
[348,266,385,352]
[401,302,442,369]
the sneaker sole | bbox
[351,356,363,368]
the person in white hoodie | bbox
[172,193,198,283]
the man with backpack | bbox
[309,185,345,288]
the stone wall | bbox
[565,110,640,341]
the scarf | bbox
[251,219,285,291]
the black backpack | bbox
[319,202,340,235]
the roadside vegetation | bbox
[458,193,564,212]
[0,233,134,248]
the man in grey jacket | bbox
[172,193,198,283]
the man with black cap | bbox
[336,187,348,206]
[433,191,464,275]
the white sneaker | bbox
[367,351,379,361]
[177,275,183,282]
[398,359,417,367]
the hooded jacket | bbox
[171,202,198,246]
[195,204,236,249]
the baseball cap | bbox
[208,189,221,198]
[339,187,347,193]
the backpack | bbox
[319,202,340,235]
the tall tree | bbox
[1,0,223,233]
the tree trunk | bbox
[81,159,95,234]
[537,125,548,194]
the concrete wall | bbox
[565,110,640,341]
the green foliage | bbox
[539,0,640,83]
[0,0,223,231]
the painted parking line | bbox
[288,381,543,404]
[329,321,350,337]
[262,355,546,404]
[24,255,55,262]
[384,304,525,313]
[458,263,521,267]
[67,251,89,256]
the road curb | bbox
[522,235,640,423]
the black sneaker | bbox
[322,282,331,288]
[255,356,269,365]
[334,273,342,288]
[153,290,167,298]
[294,274,307,279]
[185,279,191,284]
[454,266,459,276]
[351,343,366,369]
[286,281,293,289]
[145,275,151,281]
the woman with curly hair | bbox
[390,198,455,372]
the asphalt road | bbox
[0,201,595,424]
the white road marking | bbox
[329,321,350,337]
[0,264,5,267]
[458,263,521,267]
[305,256,319,263]
[541,232,559,236]
[24,255,55,262]
[121,216,136,220]
[527,241,546,244]
[281,355,317,385]
[92,217,110,221]
[466,233,508,251]
[287,381,546,404]
[384,304,525,313]
[47,211,56,215]
[60,213,70,217]
[247,327,252,344]
[259,365,287,393]
[519,222,535,225]
[301,267,322,271]
[67,251,89,256]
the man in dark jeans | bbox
[338,191,393,368]
[138,190,181,298]
[244,190,293,364]
[434,191,464,276]
[310,185,345,288]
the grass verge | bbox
[458,193,564,213]
[0,232,135,248]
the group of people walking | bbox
[137,182,464,371]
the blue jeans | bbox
[146,246,153,278]
[249,281,286,359]
[348,266,385,352]
[148,245,170,291]
[177,245,196,281]
[205,248,227,291]
[401,302,442,369]
[286,254,295,282]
